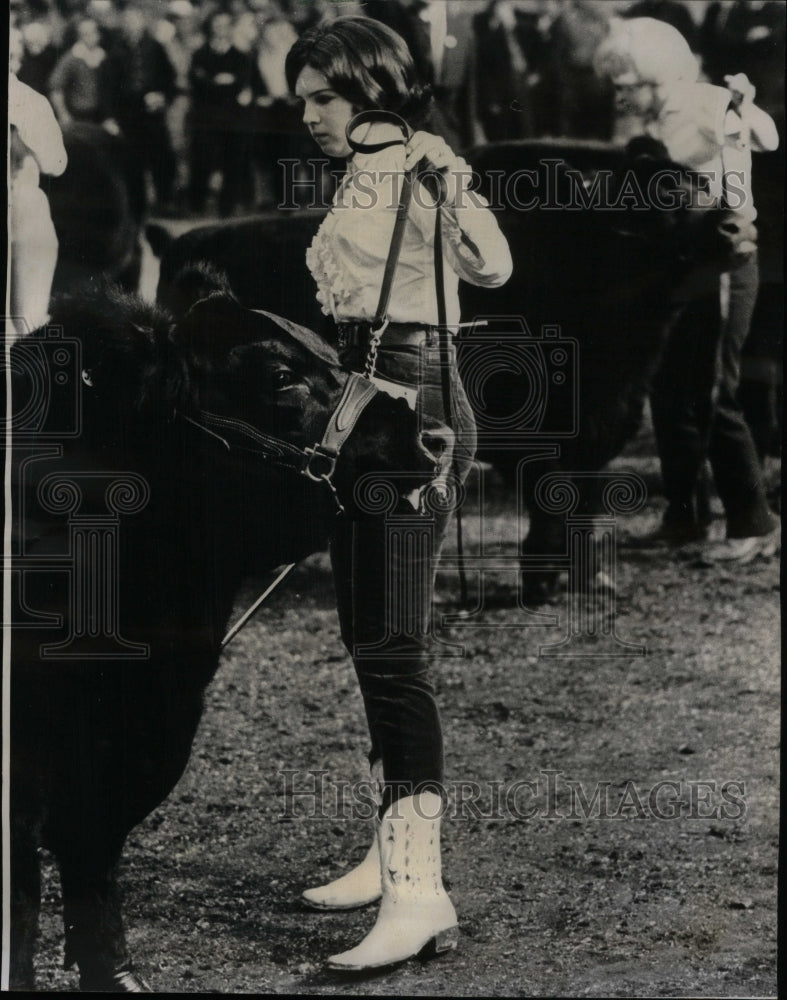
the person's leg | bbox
[219,128,248,217]
[708,255,777,540]
[187,123,211,212]
[146,112,176,207]
[321,344,472,964]
[649,291,721,541]
[325,506,457,969]
[337,508,447,805]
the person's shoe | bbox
[302,837,382,910]
[580,569,616,597]
[326,791,458,971]
[697,526,780,565]
[624,522,709,550]
[302,760,384,910]
[79,965,152,992]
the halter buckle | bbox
[303,444,338,483]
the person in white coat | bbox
[8,28,68,342]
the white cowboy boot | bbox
[301,761,383,910]
[327,791,458,970]
[301,837,382,910]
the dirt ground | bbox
[27,415,780,996]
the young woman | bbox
[285,15,512,971]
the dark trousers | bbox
[188,123,247,216]
[651,253,776,538]
[330,339,476,809]
[118,109,176,205]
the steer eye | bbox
[272,368,297,390]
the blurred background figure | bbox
[698,1,785,471]
[188,8,255,216]
[700,0,785,135]
[154,0,201,212]
[365,0,482,150]
[17,19,59,94]
[473,0,559,142]
[543,0,621,140]
[475,0,532,140]
[49,13,120,132]
[622,0,700,51]
[246,1,305,206]
[9,26,68,341]
[596,16,780,560]
[479,0,561,141]
[114,2,177,212]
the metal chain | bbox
[362,318,389,380]
[319,471,345,514]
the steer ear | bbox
[173,291,260,360]
[159,262,237,320]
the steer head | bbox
[14,283,189,459]
[171,266,444,512]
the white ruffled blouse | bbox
[306,142,513,326]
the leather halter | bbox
[182,371,380,512]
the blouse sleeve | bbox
[441,198,513,288]
[409,179,513,289]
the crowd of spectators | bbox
[9,0,784,217]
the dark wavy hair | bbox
[285,15,433,128]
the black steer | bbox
[9,271,439,991]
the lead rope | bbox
[433,191,469,608]
[346,111,469,607]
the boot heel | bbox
[418,925,459,961]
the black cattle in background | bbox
[457,138,752,588]
[152,209,330,339]
[9,271,434,991]
[152,139,763,593]
[48,123,147,294]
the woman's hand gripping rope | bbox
[403,130,474,208]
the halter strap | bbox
[344,112,415,338]
[181,373,382,513]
